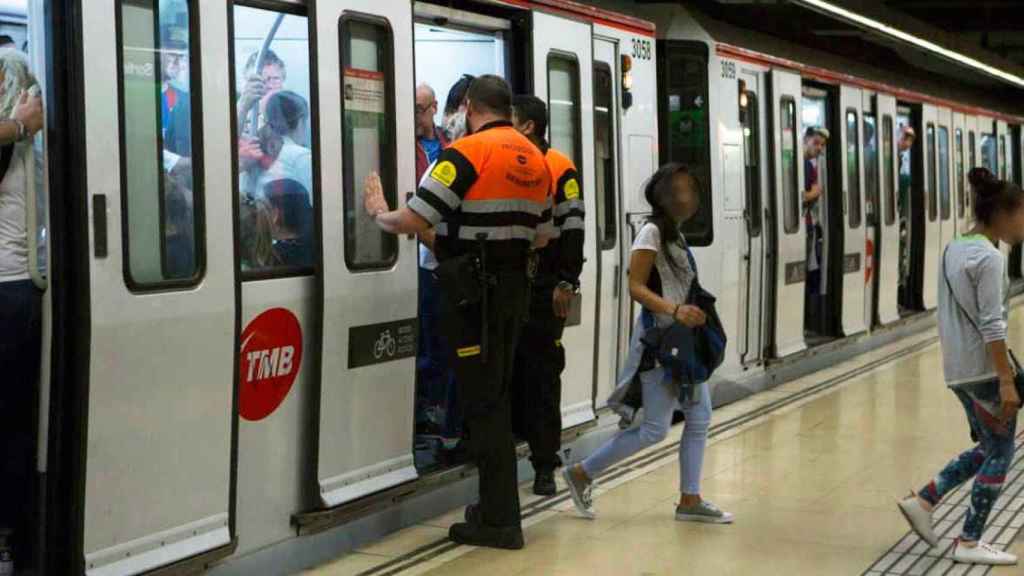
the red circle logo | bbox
[239,308,303,421]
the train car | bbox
[17,0,1024,574]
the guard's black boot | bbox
[464,503,482,525]
[449,522,524,550]
[533,470,557,496]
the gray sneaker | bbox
[562,466,595,519]
[675,500,734,524]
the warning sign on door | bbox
[344,68,385,114]
[239,308,303,421]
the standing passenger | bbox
[0,51,45,573]
[803,126,829,328]
[509,95,584,496]
[562,164,733,525]
[898,168,1022,566]
[365,75,552,549]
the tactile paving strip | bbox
[863,433,1024,575]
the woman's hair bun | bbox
[968,166,997,192]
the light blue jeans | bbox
[582,368,712,494]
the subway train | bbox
[14,0,1023,574]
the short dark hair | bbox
[264,90,308,136]
[444,74,474,115]
[970,167,1024,226]
[804,126,830,141]
[466,75,512,119]
[0,35,15,47]
[512,95,547,141]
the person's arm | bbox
[363,172,431,235]
[628,246,705,327]
[552,169,585,317]
[418,227,436,252]
[975,253,1021,423]
[0,90,43,145]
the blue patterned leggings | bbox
[918,381,1017,542]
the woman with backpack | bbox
[562,163,733,524]
[898,167,1023,566]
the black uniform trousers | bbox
[439,270,530,528]
[0,280,42,563]
[511,285,566,474]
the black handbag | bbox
[942,245,1024,400]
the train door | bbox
[896,105,921,313]
[533,11,598,429]
[839,85,866,336]
[314,0,419,507]
[937,109,955,250]
[801,85,837,341]
[738,70,766,364]
[766,68,805,357]
[78,1,237,573]
[876,95,900,325]
[229,2,321,555]
[921,104,940,309]
[592,37,623,407]
[1011,124,1023,281]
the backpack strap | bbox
[942,244,983,336]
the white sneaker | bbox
[952,541,1018,565]
[897,493,938,547]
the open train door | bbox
[767,68,806,358]
[839,85,866,336]
[531,10,598,428]
[313,0,419,506]
[77,1,237,573]
[876,94,900,325]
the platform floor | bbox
[302,313,1024,576]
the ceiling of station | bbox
[886,0,1024,68]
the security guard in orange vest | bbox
[509,95,585,495]
[365,75,552,550]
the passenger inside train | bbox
[233,6,314,274]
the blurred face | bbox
[415,88,437,138]
[994,203,1024,245]
[667,172,700,224]
[804,135,826,160]
[260,63,285,93]
[162,52,185,83]
[899,132,916,153]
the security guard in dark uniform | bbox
[509,95,585,495]
[365,75,552,550]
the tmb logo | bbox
[239,307,303,422]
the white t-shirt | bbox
[633,222,694,327]
[0,144,29,282]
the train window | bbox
[594,63,617,250]
[938,126,950,221]
[341,16,397,270]
[955,129,965,219]
[863,115,878,227]
[118,0,203,288]
[846,110,861,228]
[927,124,936,223]
[659,42,712,245]
[999,135,1007,180]
[548,54,582,175]
[781,98,799,234]
[883,115,895,226]
[740,88,761,237]
[981,132,996,175]
[233,5,316,276]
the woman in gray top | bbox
[561,163,732,525]
[899,167,1024,566]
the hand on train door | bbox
[364,171,389,217]
[13,90,42,136]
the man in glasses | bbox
[415,83,448,182]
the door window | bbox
[927,124,936,222]
[741,88,761,237]
[863,115,878,226]
[781,97,799,234]
[938,126,950,221]
[118,0,202,288]
[233,4,316,276]
[594,62,617,250]
[883,115,895,226]
[548,54,582,173]
[846,110,861,228]
[955,128,964,219]
[341,16,397,270]
[999,134,1007,180]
